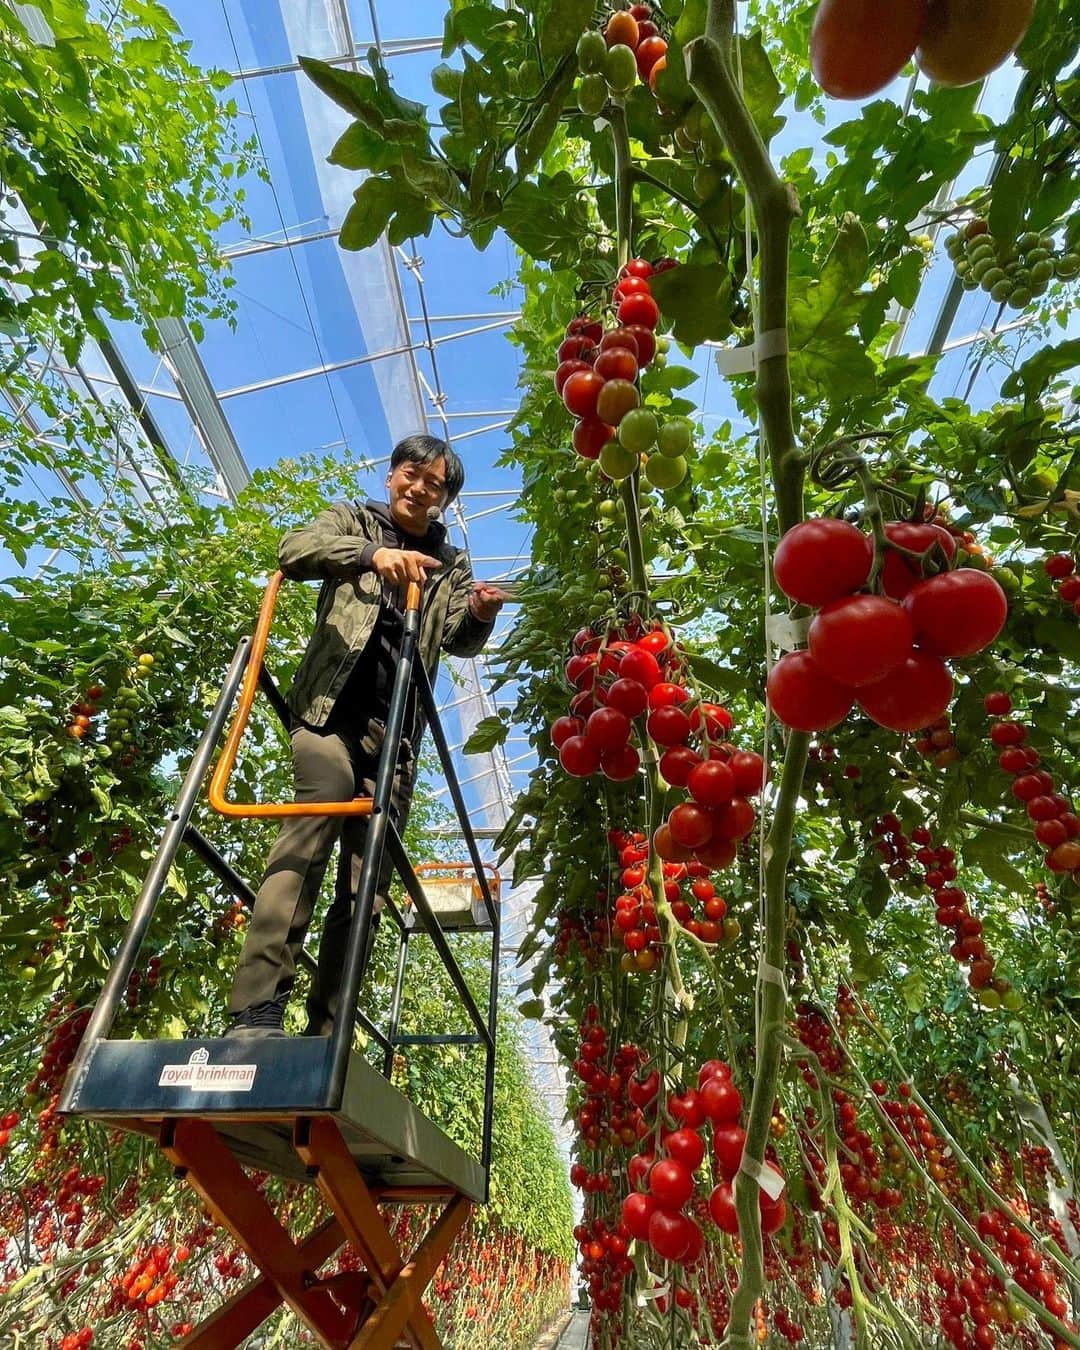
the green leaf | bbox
[518,998,545,1020]
[900,969,928,1013]
[646,262,733,346]
[988,159,1038,245]
[1000,339,1080,404]
[788,214,874,396]
[538,0,593,62]
[961,830,1029,893]
[683,649,741,697]
[329,122,405,173]
[340,178,396,251]
[734,32,784,144]
[500,175,590,267]
[463,714,509,754]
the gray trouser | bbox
[228,716,414,1032]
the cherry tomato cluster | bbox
[125,955,161,1012]
[767,516,1007,734]
[65,681,105,740]
[571,1015,649,1168]
[872,814,1014,1004]
[610,827,738,972]
[575,4,668,113]
[573,1212,634,1316]
[118,1242,181,1310]
[983,690,1080,885]
[1045,551,1080,617]
[556,257,692,493]
[59,1330,93,1350]
[554,905,608,971]
[948,220,1078,310]
[913,711,959,769]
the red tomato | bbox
[620,257,655,280]
[1045,552,1075,579]
[625,323,657,365]
[585,706,631,750]
[599,326,640,357]
[766,651,854,732]
[617,292,661,329]
[658,744,700,785]
[810,0,929,99]
[856,651,953,732]
[554,358,591,395]
[700,1074,742,1124]
[559,735,600,777]
[558,334,594,363]
[695,835,737,869]
[708,1181,739,1235]
[550,715,583,748]
[901,569,1007,658]
[665,1128,705,1171]
[621,1191,656,1240]
[710,796,755,842]
[566,314,603,343]
[687,759,735,807]
[772,518,872,607]
[648,1209,693,1261]
[594,346,638,382]
[653,821,693,860]
[606,677,649,717]
[729,749,766,795]
[572,417,614,460]
[613,274,652,302]
[712,1124,747,1178]
[636,34,668,79]
[881,520,958,599]
[649,1158,694,1211]
[649,681,688,709]
[648,54,667,91]
[690,701,733,737]
[601,743,641,780]
[562,369,605,418]
[808,594,914,688]
[596,377,639,426]
[620,646,662,687]
[668,802,714,849]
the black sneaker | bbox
[224,996,289,1039]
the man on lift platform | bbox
[226,435,508,1039]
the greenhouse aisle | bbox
[554,1310,590,1348]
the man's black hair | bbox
[390,435,464,505]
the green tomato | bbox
[610,548,629,569]
[693,163,726,201]
[599,441,639,481]
[977,988,1001,1009]
[576,30,608,74]
[1002,989,1023,1012]
[979,267,1005,290]
[969,258,994,283]
[1030,259,1054,285]
[1056,252,1080,278]
[652,352,668,369]
[657,420,691,457]
[598,499,619,521]
[604,43,637,94]
[577,74,608,116]
[1025,247,1050,266]
[990,279,1012,303]
[655,336,670,353]
[1009,286,1032,308]
[698,121,724,161]
[644,453,686,490]
[618,408,658,454]
[1018,231,1041,252]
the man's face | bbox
[387,455,450,534]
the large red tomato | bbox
[617,292,661,329]
[810,0,929,99]
[808,594,914,688]
[648,1209,693,1261]
[766,651,854,732]
[881,521,958,598]
[856,650,953,732]
[901,570,1007,658]
[572,418,614,460]
[562,369,605,419]
[621,1191,656,1241]
[772,518,872,607]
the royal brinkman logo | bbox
[158,1047,256,1092]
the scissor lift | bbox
[59,574,501,1349]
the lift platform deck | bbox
[64,1036,486,1201]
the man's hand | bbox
[469,581,511,623]
[371,547,442,586]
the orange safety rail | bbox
[413,860,501,905]
[208,573,422,819]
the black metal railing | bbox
[58,573,500,1192]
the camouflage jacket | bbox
[279,500,494,732]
